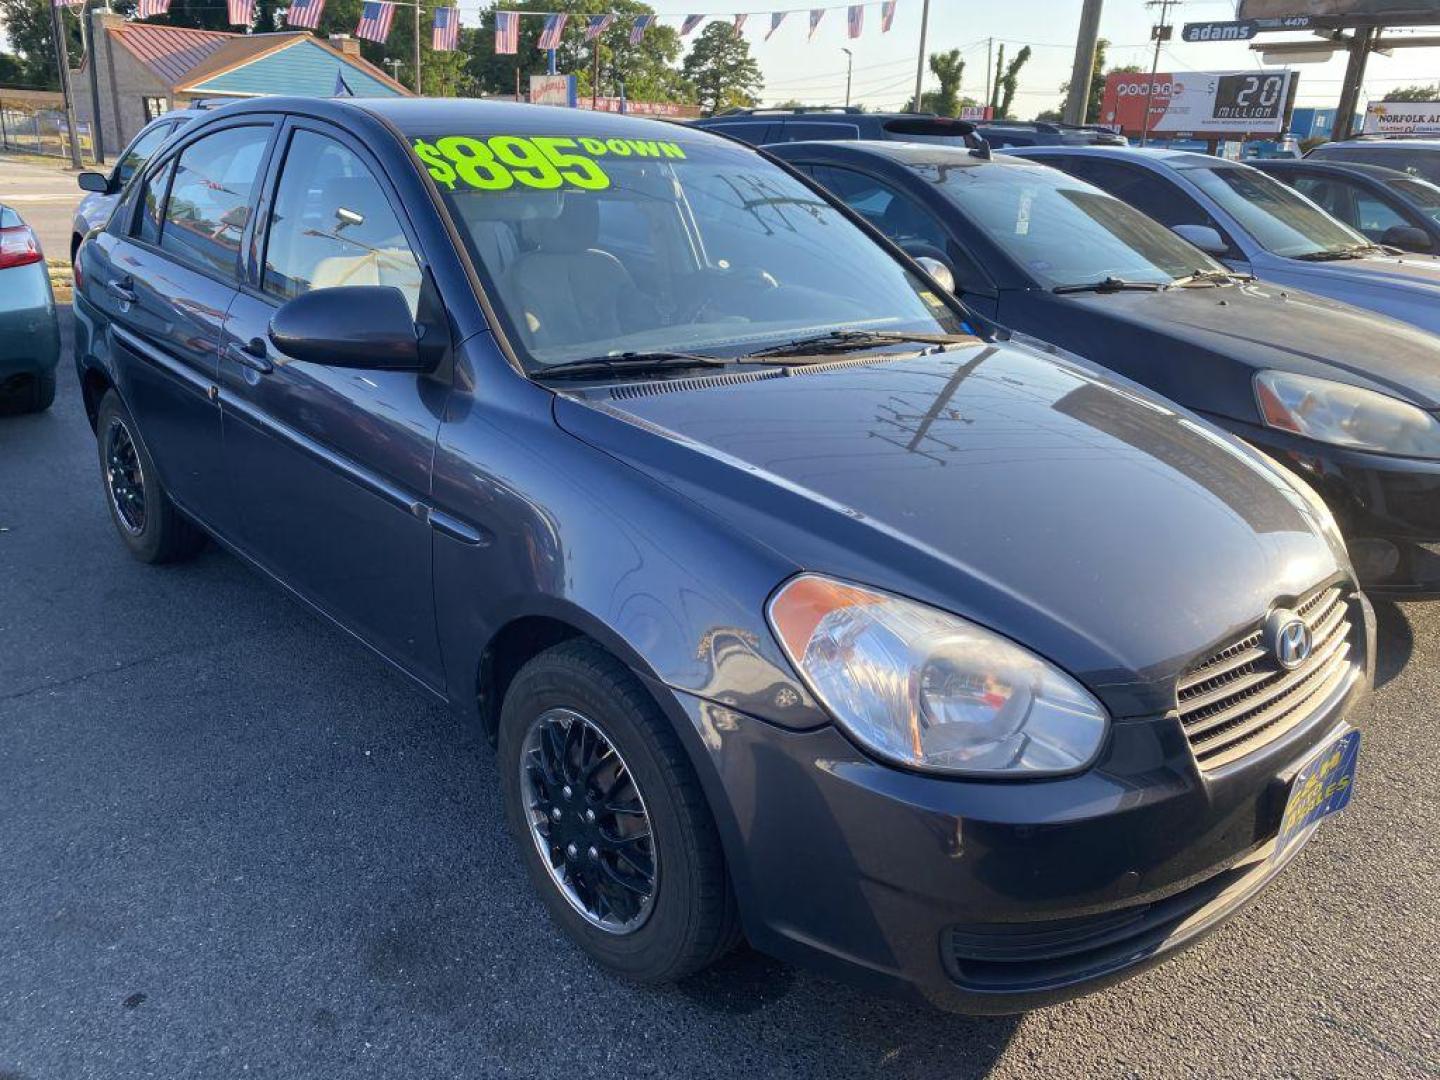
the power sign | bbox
[1100,70,1295,137]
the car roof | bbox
[1010,144,1215,166]
[771,139,1051,171]
[1325,138,1440,149]
[1255,158,1416,181]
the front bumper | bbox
[657,595,1373,1014]
[1215,414,1440,594]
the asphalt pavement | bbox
[0,153,87,261]
[1,311,1437,1079]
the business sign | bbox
[1237,0,1440,23]
[958,105,994,121]
[1100,70,1296,137]
[1183,20,1261,40]
[1365,100,1440,134]
[528,74,577,107]
[578,97,703,118]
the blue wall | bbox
[189,39,401,98]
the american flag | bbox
[135,0,171,17]
[356,0,395,43]
[880,0,896,31]
[680,14,703,35]
[765,11,785,40]
[846,3,863,38]
[731,13,746,36]
[227,0,254,27]
[432,5,459,51]
[583,14,613,41]
[807,8,824,39]
[629,14,654,44]
[285,0,323,31]
[494,10,518,54]
[536,13,567,50]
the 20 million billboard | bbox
[1100,70,1297,138]
[1236,0,1440,21]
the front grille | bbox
[1176,585,1355,771]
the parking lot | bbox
[0,309,1433,1079]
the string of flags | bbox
[54,0,901,58]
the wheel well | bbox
[80,367,112,431]
[476,616,583,745]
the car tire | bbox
[95,389,206,563]
[498,639,741,983]
[28,372,56,413]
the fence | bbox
[0,100,98,164]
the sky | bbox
[627,0,1440,116]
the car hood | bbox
[554,341,1344,717]
[1040,282,1440,411]
[1281,250,1440,292]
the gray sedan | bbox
[1009,145,1440,335]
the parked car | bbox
[74,97,1370,1014]
[773,139,1440,592]
[1306,136,1440,186]
[0,203,61,414]
[692,107,1125,149]
[1252,158,1440,254]
[72,107,205,262]
[1008,145,1440,335]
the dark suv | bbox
[1306,137,1440,186]
[693,107,1126,149]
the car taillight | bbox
[0,225,44,270]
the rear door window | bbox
[701,122,774,146]
[159,125,272,279]
[775,122,862,142]
[134,158,175,247]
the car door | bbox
[804,162,999,317]
[219,118,446,689]
[96,119,276,539]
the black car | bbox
[771,138,1440,592]
[1306,137,1440,186]
[73,97,1370,1014]
[693,106,1124,150]
[1252,158,1440,255]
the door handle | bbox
[105,277,137,304]
[226,337,274,375]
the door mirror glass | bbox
[1171,223,1229,255]
[78,171,109,194]
[1379,224,1432,253]
[268,286,424,371]
[913,255,956,293]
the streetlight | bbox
[841,47,853,108]
[383,58,404,82]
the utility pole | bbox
[1140,0,1179,146]
[412,0,422,94]
[984,37,993,107]
[910,0,930,113]
[842,47,853,108]
[83,1,104,164]
[49,1,83,168]
[1063,0,1103,125]
[592,40,600,108]
[1331,26,1376,142]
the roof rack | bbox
[717,106,873,116]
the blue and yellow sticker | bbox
[412,135,686,193]
[1275,729,1359,858]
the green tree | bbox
[0,0,83,88]
[682,20,761,115]
[987,43,1030,120]
[1056,39,1138,125]
[927,49,964,116]
[1385,84,1440,102]
[464,0,686,104]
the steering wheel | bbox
[672,264,780,324]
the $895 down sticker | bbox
[412,135,687,192]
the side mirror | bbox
[1379,225,1432,253]
[1171,224,1229,256]
[78,171,110,194]
[913,255,956,294]
[269,286,424,371]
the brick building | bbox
[72,13,409,158]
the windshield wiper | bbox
[536,351,728,381]
[740,329,971,360]
[1172,268,1252,287]
[1051,276,1169,294]
[1295,245,1378,262]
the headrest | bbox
[526,196,599,254]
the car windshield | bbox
[402,127,966,371]
[913,159,1225,288]
[1180,163,1368,257]
[1389,175,1440,225]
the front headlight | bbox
[1255,370,1440,457]
[767,575,1109,777]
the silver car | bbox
[1010,145,1440,336]
[71,109,202,262]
